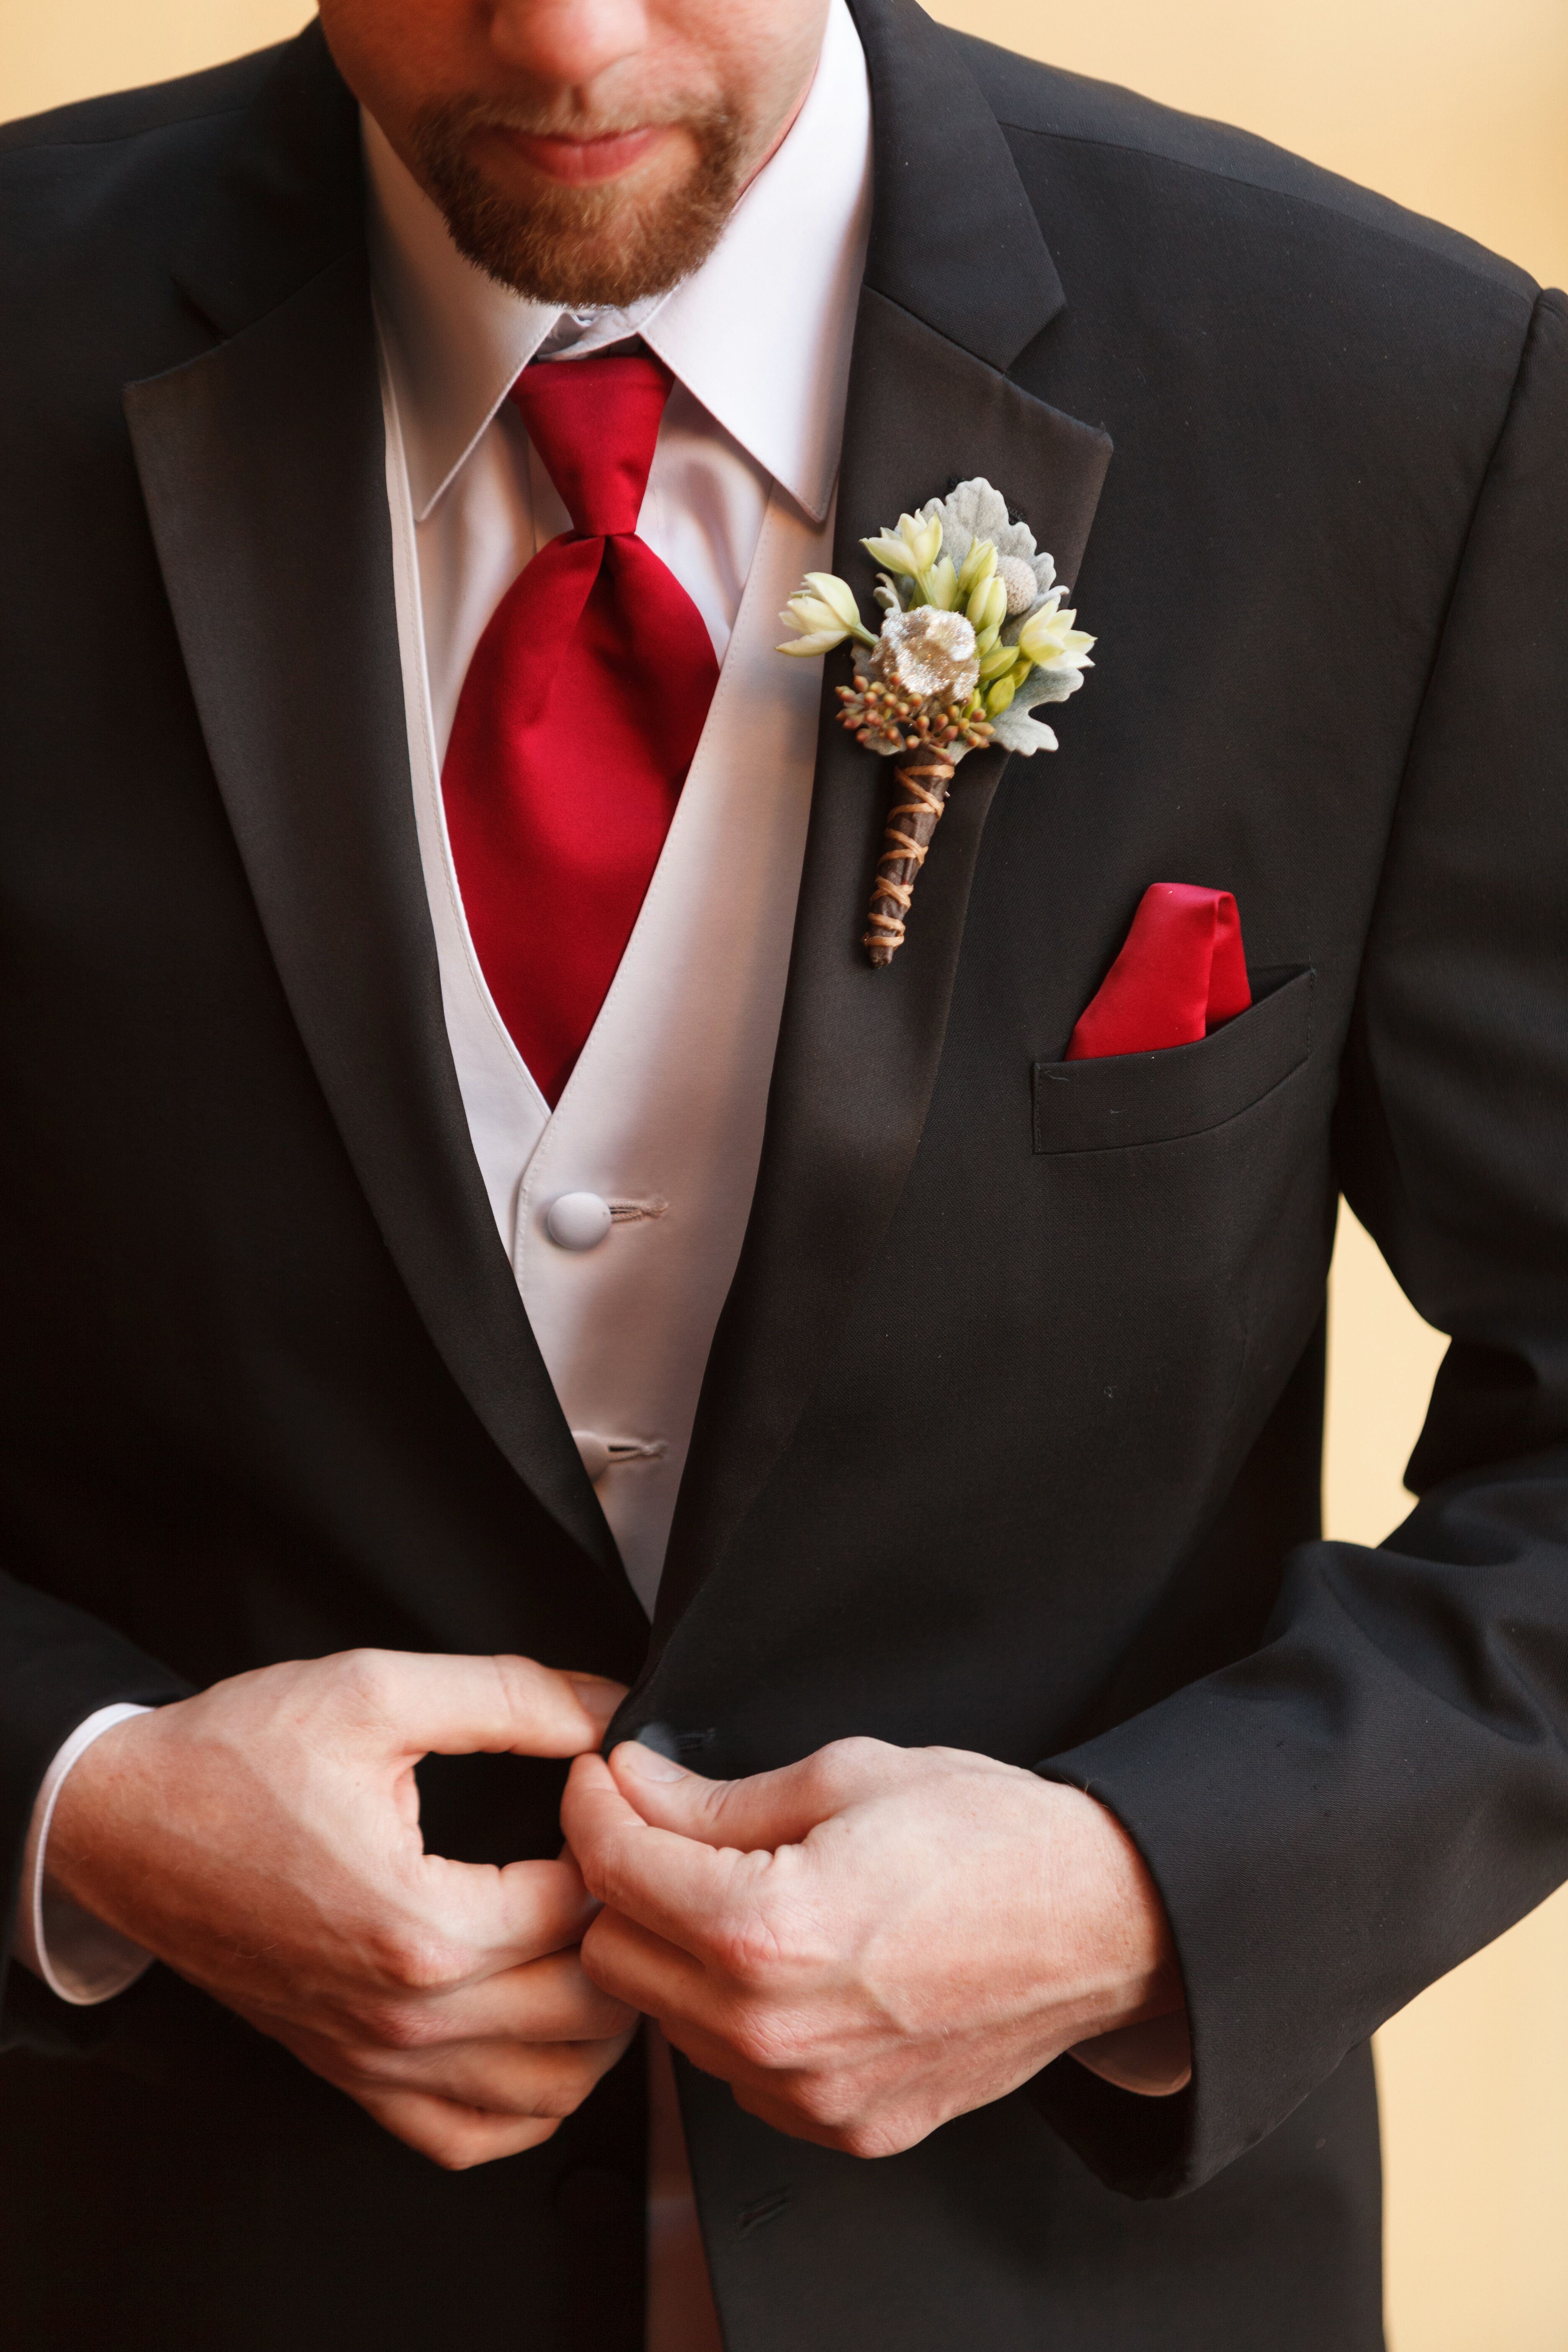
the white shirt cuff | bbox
[13,1703,156,2005]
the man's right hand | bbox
[43,1649,637,2170]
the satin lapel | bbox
[126,239,633,1619]
[656,3,1112,1633]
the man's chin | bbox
[412,101,747,311]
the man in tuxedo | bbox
[2,0,1565,2343]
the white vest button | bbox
[546,1191,613,1251]
[572,1431,611,1481]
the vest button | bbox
[546,1191,613,1250]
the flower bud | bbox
[800,573,864,632]
[906,511,945,572]
[860,530,918,577]
[922,556,960,611]
[783,594,849,640]
[778,629,848,658]
[957,537,998,599]
[967,573,1008,634]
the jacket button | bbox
[546,1191,613,1250]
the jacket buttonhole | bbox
[737,2189,789,2238]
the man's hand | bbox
[562,1736,1188,2158]
[45,1650,637,2170]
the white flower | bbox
[1015,593,1096,678]
[861,510,944,578]
[801,573,863,632]
[776,571,876,657]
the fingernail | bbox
[567,1676,617,1712]
[618,1738,688,1784]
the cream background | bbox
[4,5,1567,2347]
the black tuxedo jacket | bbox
[3,5,1567,2346]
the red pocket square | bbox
[1066,884,1251,1060]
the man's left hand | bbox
[561,1736,1189,2157]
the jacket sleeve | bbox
[1031,286,1568,2197]
[0,1570,189,2052]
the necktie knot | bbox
[511,350,674,540]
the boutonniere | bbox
[779,478,1096,965]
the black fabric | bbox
[0,0,1564,2344]
[1031,967,1314,1154]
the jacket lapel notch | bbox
[169,22,365,342]
[849,0,1064,370]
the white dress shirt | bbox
[11,28,874,2299]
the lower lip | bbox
[489,126,668,185]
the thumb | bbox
[605,1736,892,1851]
[343,1650,626,1761]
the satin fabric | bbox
[441,353,720,1107]
[1066,882,1252,1060]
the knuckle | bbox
[817,1735,885,1789]
[712,1896,820,1990]
[710,1902,792,1988]
[533,2073,591,2122]
[774,2071,910,2159]
[371,1925,467,1995]
[415,2109,560,2171]
[584,1989,638,2037]
[721,1992,807,2072]
[793,2074,853,2130]
[421,2123,486,2172]
[331,1645,400,1714]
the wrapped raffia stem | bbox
[837,611,996,963]
[778,479,1096,966]
[859,742,967,966]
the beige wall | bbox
[5,5,1567,2347]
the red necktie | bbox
[442,351,720,1106]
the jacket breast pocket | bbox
[1032,966,1314,1155]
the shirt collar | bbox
[366,0,871,526]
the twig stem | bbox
[864,749,957,966]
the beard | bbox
[408,96,748,308]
